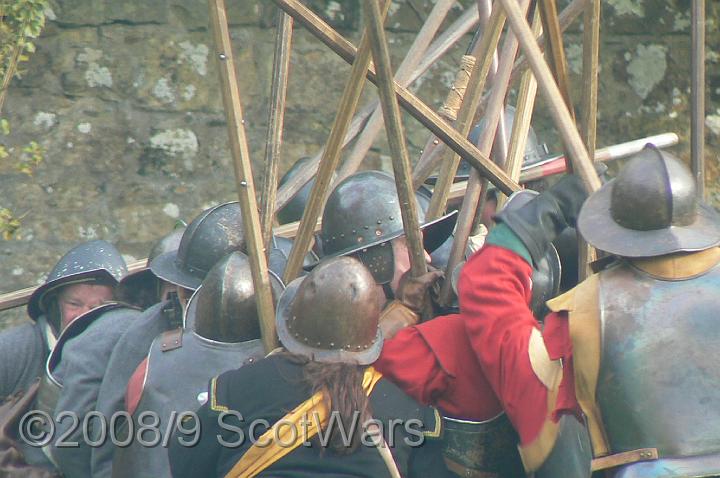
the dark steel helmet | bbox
[276,157,337,225]
[268,235,319,278]
[117,225,186,309]
[28,240,127,320]
[502,190,561,315]
[578,145,720,258]
[150,202,245,290]
[320,170,457,284]
[185,252,284,343]
[276,256,383,365]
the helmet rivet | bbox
[316,341,321,346]
[364,226,369,230]
[219,53,227,60]
[329,342,334,347]
[389,216,394,220]
[377,220,382,224]
[340,233,344,238]
[303,337,309,343]
[356,345,362,350]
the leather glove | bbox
[379,269,444,339]
[494,175,588,266]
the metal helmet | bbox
[320,170,457,284]
[578,145,720,258]
[276,157,337,225]
[267,235,319,278]
[28,240,127,320]
[117,225,186,309]
[502,190,561,316]
[276,256,383,365]
[185,252,284,343]
[149,202,246,290]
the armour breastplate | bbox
[111,331,264,477]
[598,261,720,459]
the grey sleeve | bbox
[0,323,45,399]
[51,308,141,478]
[91,304,166,478]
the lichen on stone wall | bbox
[33,112,56,130]
[607,0,644,17]
[149,129,199,158]
[626,44,667,100]
[153,77,176,104]
[177,41,209,77]
[77,47,113,88]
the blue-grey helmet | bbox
[28,240,127,320]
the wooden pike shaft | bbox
[691,0,705,198]
[364,0,427,277]
[208,0,278,353]
[496,6,542,212]
[425,6,507,220]
[274,6,479,214]
[539,0,575,120]
[438,0,531,305]
[282,1,390,284]
[577,0,601,280]
[336,0,456,186]
[0,135,678,313]
[413,0,587,189]
[508,0,587,96]
[498,0,601,192]
[580,0,600,159]
[272,0,519,195]
[260,10,294,247]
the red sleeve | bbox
[376,315,503,421]
[375,326,449,409]
[125,357,149,416]
[458,245,577,445]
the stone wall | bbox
[1,0,718,327]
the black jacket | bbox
[168,354,451,477]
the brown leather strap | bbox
[160,327,183,352]
[591,448,659,472]
[443,457,499,478]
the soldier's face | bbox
[58,283,114,330]
[390,237,431,294]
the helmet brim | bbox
[275,277,383,365]
[27,269,119,320]
[148,251,203,291]
[578,179,720,258]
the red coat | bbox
[375,313,502,421]
[457,244,580,446]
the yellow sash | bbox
[224,367,384,478]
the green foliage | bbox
[0,208,20,240]
[0,0,49,240]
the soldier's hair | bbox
[303,360,372,455]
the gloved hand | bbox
[379,268,444,339]
[494,175,588,266]
[396,268,444,313]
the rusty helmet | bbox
[28,240,127,320]
[276,256,383,364]
[578,145,720,257]
[149,202,245,290]
[185,251,284,343]
[320,170,457,284]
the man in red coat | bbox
[375,174,590,477]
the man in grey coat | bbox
[0,240,127,401]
